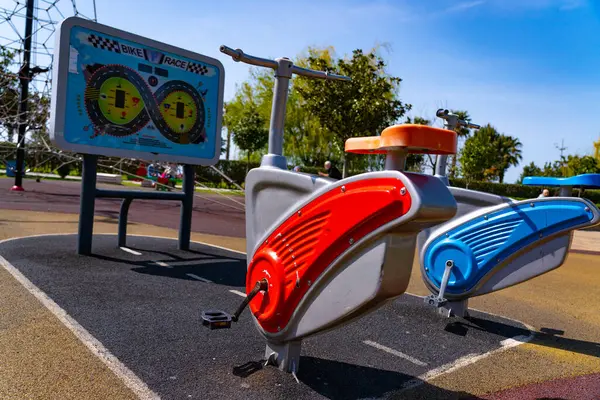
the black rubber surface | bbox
[0,235,532,400]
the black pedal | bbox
[201,310,233,329]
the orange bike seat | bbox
[345,124,457,155]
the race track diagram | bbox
[84,63,206,145]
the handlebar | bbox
[436,109,480,130]
[219,45,351,82]
[220,45,278,69]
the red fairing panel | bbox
[246,177,413,333]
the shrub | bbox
[56,164,71,179]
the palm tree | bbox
[448,110,473,179]
[495,135,523,183]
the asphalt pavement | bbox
[0,234,533,400]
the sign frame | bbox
[50,16,225,165]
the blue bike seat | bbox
[522,173,600,189]
[421,198,599,297]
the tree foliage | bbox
[296,47,412,175]
[223,64,340,167]
[459,124,522,183]
[447,110,473,179]
[495,135,523,183]
[0,46,51,146]
[563,154,600,176]
[228,102,268,171]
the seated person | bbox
[318,161,342,180]
[538,188,550,198]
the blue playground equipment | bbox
[523,174,600,196]
[418,111,600,317]
[5,160,26,177]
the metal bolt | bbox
[484,215,488,220]
[297,211,302,217]
[425,267,429,271]
[308,280,312,286]
[341,186,346,193]
[277,326,281,331]
[400,187,407,195]
[349,238,354,245]
[585,207,590,212]
[291,255,295,259]
[445,233,449,237]
[277,233,282,239]
[530,203,535,207]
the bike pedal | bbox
[201,310,233,329]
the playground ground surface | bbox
[0,177,599,399]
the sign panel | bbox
[50,17,224,165]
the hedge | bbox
[449,178,600,204]
[6,149,600,203]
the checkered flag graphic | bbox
[88,34,121,53]
[186,62,209,75]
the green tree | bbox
[459,124,499,182]
[0,47,52,150]
[447,110,473,179]
[459,123,523,183]
[229,103,268,172]
[564,154,600,176]
[223,65,340,167]
[517,161,543,183]
[0,47,21,143]
[296,46,412,176]
[495,134,523,183]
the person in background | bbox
[293,166,301,172]
[319,160,342,180]
[538,188,550,198]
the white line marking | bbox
[153,261,170,267]
[0,256,160,400]
[363,340,428,367]
[120,247,142,256]
[229,289,247,298]
[186,273,212,283]
[399,333,534,392]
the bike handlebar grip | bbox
[436,109,449,118]
[219,45,278,69]
[291,65,351,81]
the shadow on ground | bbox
[233,357,482,400]
[89,246,247,286]
[446,316,600,359]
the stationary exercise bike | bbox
[202,45,460,374]
[417,110,600,317]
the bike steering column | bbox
[434,109,481,184]
[220,45,350,168]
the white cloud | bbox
[485,0,588,10]
[445,0,487,13]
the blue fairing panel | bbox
[522,173,600,189]
[423,199,596,295]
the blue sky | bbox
[5,0,600,182]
